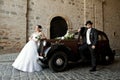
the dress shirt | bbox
[86,28,91,45]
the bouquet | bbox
[35,36,41,40]
[34,35,41,41]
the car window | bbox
[102,34,107,40]
[98,35,102,41]
[98,34,107,41]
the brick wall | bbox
[0,0,27,54]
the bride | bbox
[12,25,46,72]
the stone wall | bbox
[27,0,85,38]
[0,0,27,54]
[103,0,120,53]
[0,0,120,54]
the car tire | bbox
[48,51,68,72]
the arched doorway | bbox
[50,16,68,39]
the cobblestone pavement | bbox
[0,53,120,80]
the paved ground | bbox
[0,53,120,80]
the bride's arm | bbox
[41,32,47,39]
[29,33,33,40]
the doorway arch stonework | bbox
[47,15,72,39]
[50,16,68,39]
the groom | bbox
[78,20,98,72]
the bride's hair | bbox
[37,25,42,29]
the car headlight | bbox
[43,40,47,46]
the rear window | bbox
[98,34,107,41]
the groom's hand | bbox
[92,45,96,49]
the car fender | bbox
[45,44,71,60]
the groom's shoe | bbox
[89,68,96,72]
[89,67,96,72]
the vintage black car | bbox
[38,28,115,72]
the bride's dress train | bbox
[12,32,42,72]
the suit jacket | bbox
[78,27,98,46]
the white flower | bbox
[64,31,74,39]
[64,31,69,37]
[55,31,74,40]
[34,35,41,41]
[35,36,41,40]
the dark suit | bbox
[79,27,98,69]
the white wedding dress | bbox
[12,32,42,72]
